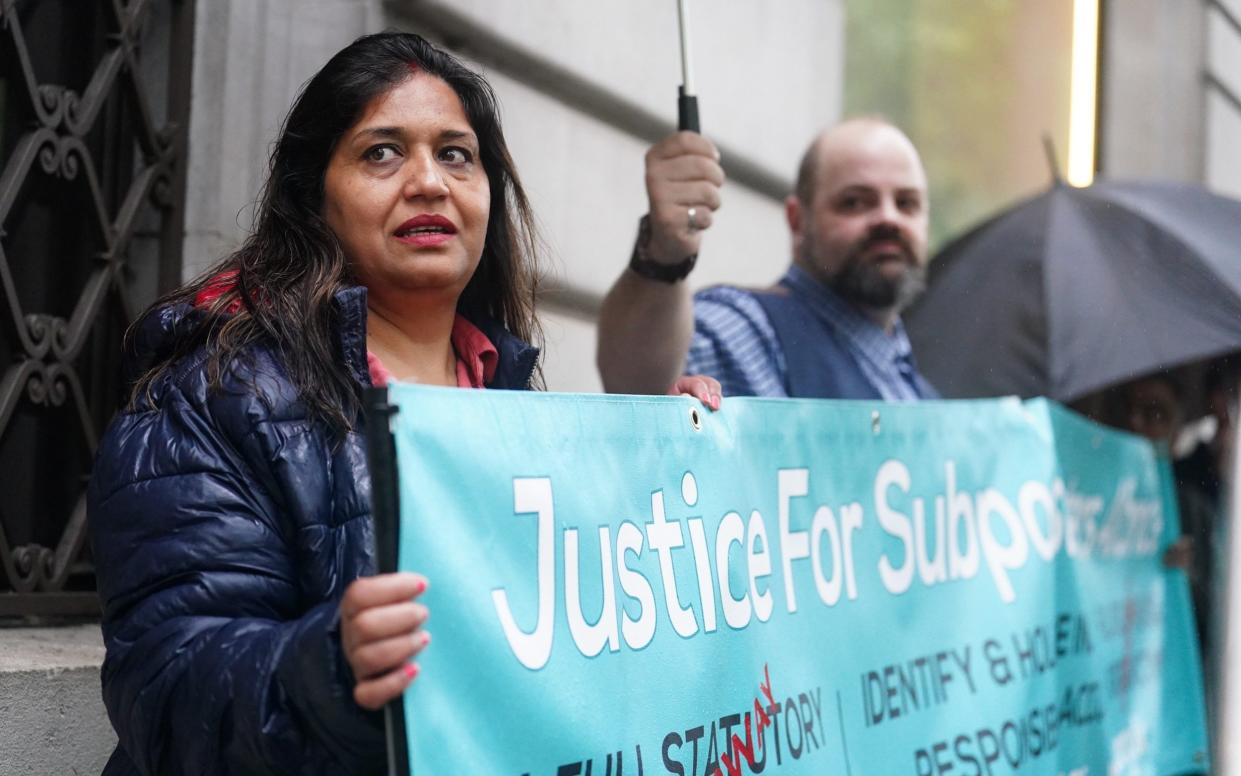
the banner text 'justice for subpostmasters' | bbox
[491,460,1162,670]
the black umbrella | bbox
[906,179,1241,401]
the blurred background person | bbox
[1100,357,1240,677]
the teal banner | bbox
[384,387,1208,775]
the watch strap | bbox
[628,215,697,283]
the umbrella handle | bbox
[675,0,699,133]
[678,86,699,133]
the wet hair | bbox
[130,31,543,433]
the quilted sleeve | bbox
[88,365,383,775]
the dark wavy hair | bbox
[130,31,543,432]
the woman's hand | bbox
[339,572,431,710]
[669,374,722,411]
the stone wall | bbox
[1206,0,1241,198]
[1100,0,1206,181]
[0,626,114,775]
[1101,0,1241,195]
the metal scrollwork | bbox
[35,84,67,130]
[9,544,54,593]
[61,90,85,136]
[33,134,86,181]
[0,0,193,615]
[35,135,59,175]
[24,360,69,408]
[49,316,71,357]
[59,137,80,180]
[151,171,173,209]
[22,314,54,360]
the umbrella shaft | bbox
[677,0,695,94]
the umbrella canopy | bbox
[906,179,1241,401]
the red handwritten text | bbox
[713,664,777,776]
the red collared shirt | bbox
[367,315,498,389]
[192,274,497,389]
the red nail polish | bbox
[415,579,426,595]
[404,663,419,680]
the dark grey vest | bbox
[751,282,937,400]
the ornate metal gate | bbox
[0,0,194,616]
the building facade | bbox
[1,0,1238,769]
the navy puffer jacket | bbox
[88,286,538,775]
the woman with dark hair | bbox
[89,31,719,775]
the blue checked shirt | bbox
[685,265,925,400]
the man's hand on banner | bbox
[669,374,722,411]
[339,572,431,710]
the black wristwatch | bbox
[628,215,697,283]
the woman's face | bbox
[323,73,490,302]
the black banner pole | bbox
[363,386,411,776]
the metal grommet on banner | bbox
[871,410,881,436]
[689,406,703,431]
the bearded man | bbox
[597,117,938,400]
